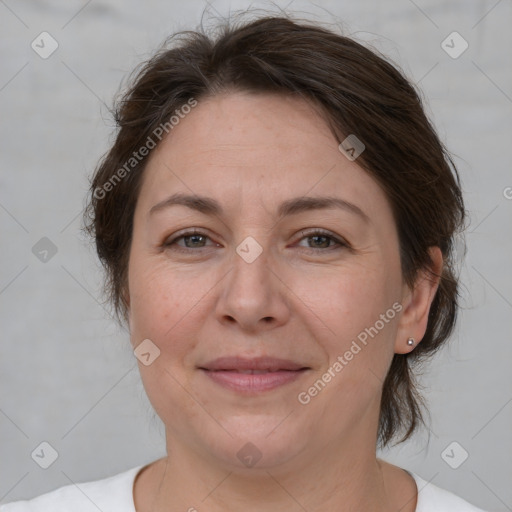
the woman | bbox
[2,13,486,512]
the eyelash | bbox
[163,228,348,254]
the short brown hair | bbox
[84,13,466,447]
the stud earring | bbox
[407,338,415,346]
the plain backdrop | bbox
[1,0,511,510]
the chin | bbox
[195,415,310,471]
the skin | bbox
[126,91,442,512]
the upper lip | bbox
[199,356,309,372]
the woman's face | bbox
[127,91,413,470]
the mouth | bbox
[198,356,310,393]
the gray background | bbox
[1,0,511,510]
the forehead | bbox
[137,91,393,224]
[153,92,338,171]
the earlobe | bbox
[394,246,443,354]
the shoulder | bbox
[412,472,488,512]
[0,465,145,512]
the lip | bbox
[199,356,308,372]
[198,356,310,393]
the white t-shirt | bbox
[0,464,487,511]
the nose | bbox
[215,238,291,332]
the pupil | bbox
[187,235,204,247]
[312,235,328,248]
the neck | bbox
[140,431,414,512]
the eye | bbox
[295,229,347,252]
[163,228,348,254]
[163,230,217,252]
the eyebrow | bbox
[149,192,370,223]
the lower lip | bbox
[200,369,307,393]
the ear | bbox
[394,246,443,354]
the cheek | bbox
[127,256,203,418]
[127,251,212,369]
[313,261,401,374]
[127,252,182,350]
[320,266,397,331]
[298,273,400,422]
[128,266,168,338]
